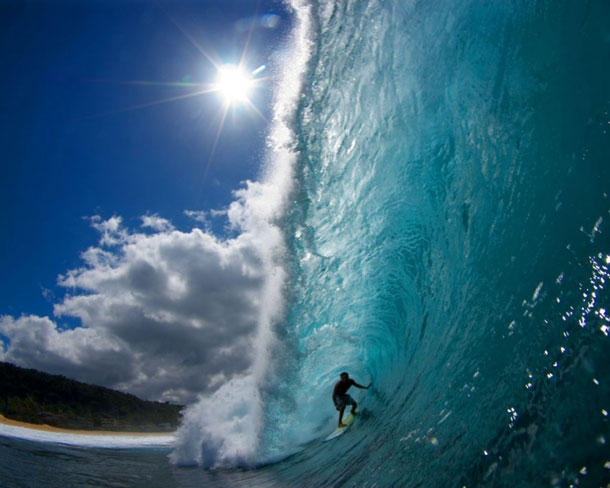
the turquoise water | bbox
[2,0,610,486]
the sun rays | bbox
[85,7,272,178]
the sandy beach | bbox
[0,414,173,437]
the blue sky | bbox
[1,0,292,320]
[0,0,305,403]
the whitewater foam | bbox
[0,423,174,449]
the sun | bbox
[214,65,254,105]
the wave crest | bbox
[170,0,312,468]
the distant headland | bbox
[0,362,183,432]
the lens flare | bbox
[214,65,253,105]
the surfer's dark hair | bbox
[340,371,349,377]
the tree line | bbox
[0,362,183,432]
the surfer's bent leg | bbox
[343,394,357,415]
[338,403,347,427]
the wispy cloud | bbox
[141,214,175,232]
[184,209,209,225]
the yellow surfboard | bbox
[324,412,356,441]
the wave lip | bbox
[169,0,313,469]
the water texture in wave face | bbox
[258,0,610,486]
[1,0,609,486]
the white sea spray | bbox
[169,0,313,468]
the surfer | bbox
[333,372,370,427]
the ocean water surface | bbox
[2,0,609,486]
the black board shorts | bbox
[334,393,355,410]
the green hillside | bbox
[0,362,183,432]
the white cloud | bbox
[209,208,228,218]
[0,215,266,404]
[184,210,208,225]
[88,215,128,246]
[141,214,175,232]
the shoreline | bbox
[0,414,174,437]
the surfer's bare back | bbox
[332,372,370,427]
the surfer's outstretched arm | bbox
[353,382,371,389]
